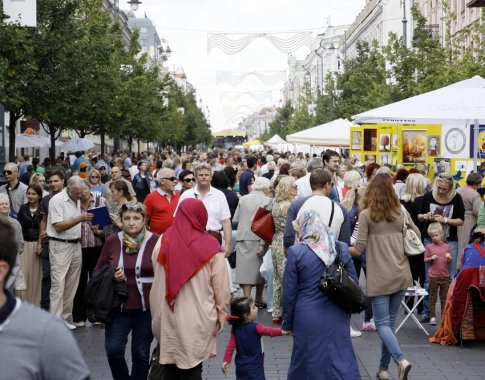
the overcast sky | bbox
[133,0,365,132]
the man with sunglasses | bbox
[143,168,180,235]
[0,163,28,219]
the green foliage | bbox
[261,101,294,141]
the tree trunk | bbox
[100,131,105,156]
[8,111,20,162]
[137,139,141,154]
[128,137,133,153]
[49,125,57,161]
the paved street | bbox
[74,303,485,380]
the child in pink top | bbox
[424,223,452,325]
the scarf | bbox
[157,198,221,311]
[293,209,337,266]
[123,228,147,255]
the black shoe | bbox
[420,315,430,323]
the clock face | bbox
[444,128,466,154]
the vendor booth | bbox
[351,76,485,181]
[286,118,353,155]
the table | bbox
[396,287,429,336]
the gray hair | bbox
[251,176,271,191]
[194,162,212,175]
[157,168,174,180]
[0,193,10,204]
[306,157,323,173]
[163,159,175,169]
[67,176,87,190]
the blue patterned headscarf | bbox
[294,209,337,266]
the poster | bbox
[428,135,440,157]
[351,131,362,150]
[379,134,391,151]
[442,124,470,158]
[380,153,391,165]
[402,130,427,164]
[391,134,398,151]
[468,124,485,159]
[364,129,377,151]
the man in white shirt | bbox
[177,163,232,257]
[47,176,93,329]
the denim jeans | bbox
[370,291,406,370]
[105,309,153,380]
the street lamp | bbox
[158,39,172,63]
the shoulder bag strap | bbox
[328,201,335,228]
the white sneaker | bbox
[430,317,437,325]
[74,321,85,327]
[65,321,77,330]
[350,326,362,338]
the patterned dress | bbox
[271,200,289,319]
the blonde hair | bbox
[275,176,296,202]
[427,222,443,237]
[30,173,45,186]
[343,170,361,189]
[401,173,427,202]
[433,173,456,198]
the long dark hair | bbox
[27,183,43,210]
[227,297,253,330]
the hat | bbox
[80,162,89,169]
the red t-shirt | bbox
[424,242,451,278]
[143,191,180,235]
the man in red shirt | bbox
[144,168,180,235]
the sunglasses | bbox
[121,203,143,211]
[161,177,177,182]
[3,170,13,175]
[183,178,196,183]
[99,167,106,170]
[90,175,99,178]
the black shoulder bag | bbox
[318,221,367,314]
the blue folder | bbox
[88,206,112,228]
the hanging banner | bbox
[3,0,37,27]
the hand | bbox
[256,245,265,257]
[82,213,94,222]
[114,267,125,282]
[282,330,292,336]
[35,243,43,256]
[221,362,229,374]
[446,253,452,262]
[39,230,47,239]
[224,247,231,258]
[431,255,437,260]
[214,316,225,336]
[91,225,100,235]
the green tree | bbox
[261,101,294,141]
[287,81,315,134]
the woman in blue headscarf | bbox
[282,209,361,380]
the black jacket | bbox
[85,264,128,323]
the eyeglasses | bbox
[183,178,196,183]
[161,177,177,182]
[90,175,99,178]
[3,170,13,175]
[99,167,106,170]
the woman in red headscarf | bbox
[150,198,231,379]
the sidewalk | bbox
[74,307,485,380]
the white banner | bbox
[3,0,37,27]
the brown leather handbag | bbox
[251,207,275,243]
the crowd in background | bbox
[2,145,485,380]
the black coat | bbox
[85,264,128,323]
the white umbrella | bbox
[61,138,95,152]
[15,134,49,148]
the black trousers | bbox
[155,363,203,380]
[73,246,103,322]
[405,253,426,314]
[41,240,50,311]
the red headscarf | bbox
[157,198,222,311]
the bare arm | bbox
[53,213,92,233]
[222,218,232,257]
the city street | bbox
[74,301,485,380]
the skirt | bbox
[15,241,42,305]
[235,240,263,285]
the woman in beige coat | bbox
[349,173,419,380]
[150,198,230,379]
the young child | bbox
[424,223,452,325]
[222,297,290,379]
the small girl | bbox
[424,223,452,325]
[222,297,290,379]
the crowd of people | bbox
[2,147,485,380]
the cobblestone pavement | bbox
[74,305,485,380]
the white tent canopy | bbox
[265,134,287,145]
[353,75,485,124]
[286,118,353,146]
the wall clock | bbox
[444,128,466,154]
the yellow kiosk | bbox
[349,123,475,184]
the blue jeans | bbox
[370,291,405,370]
[105,309,153,380]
